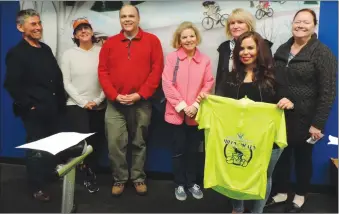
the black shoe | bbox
[265,196,287,207]
[285,202,303,213]
[84,180,99,193]
[33,190,50,202]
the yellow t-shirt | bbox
[196,95,287,200]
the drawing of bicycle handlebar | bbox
[201,11,229,30]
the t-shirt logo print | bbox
[223,133,253,167]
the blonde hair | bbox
[171,21,202,49]
[225,8,256,39]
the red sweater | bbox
[98,28,164,101]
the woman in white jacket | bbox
[60,18,106,193]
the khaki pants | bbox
[105,100,152,183]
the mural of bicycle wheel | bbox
[201,13,229,30]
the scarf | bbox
[228,39,235,72]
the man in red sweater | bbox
[98,4,164,196]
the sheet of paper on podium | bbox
[16,132,95,155]
[328,135,338,146]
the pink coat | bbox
[162,48,215,125]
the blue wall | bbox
[0,1,26,158]
[0,1,338,185]
[310,1,338,185]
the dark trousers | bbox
[170,122,203,188]
[65,105,106,172]
[22,110,64,193]
[273,142,314,195]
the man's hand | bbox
[116,94,133,105]
[184,105,198,118]
[125,93,141,105]
[84,101,97,110]
[277,97,294,110]
[309,126,323,141]
[196,92,209,103]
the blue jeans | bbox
[232,148,283,213]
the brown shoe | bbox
[33,190,50,202]
[112,182,125,196]
[134,182,147,196]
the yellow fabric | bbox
[196,95,287,200]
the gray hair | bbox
[16,9,40,25]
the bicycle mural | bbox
[201,1,229,30]
[255,1,274,20]
[19,0,319,71]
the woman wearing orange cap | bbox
[60,18,106,194]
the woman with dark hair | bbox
[198,31,294,213]
[60,18,106,194]
[267,8,337,213]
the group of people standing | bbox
[3,4,336,214]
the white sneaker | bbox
[175,186,187,201]
[188,184,203,199]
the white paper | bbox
[327,135,338,146]
[16,132,95,155]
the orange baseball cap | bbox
[73,18,91,30]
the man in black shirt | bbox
[3,9,67,201]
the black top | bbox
[216,71,279,104]
[238,82,263,102]
[3,39,67,118]
[274,34,337,144]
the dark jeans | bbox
[273,142,314,195]
[65,105,106,171]
[105,100,152,183]
[22,109,65,193]
[169,122,203,188]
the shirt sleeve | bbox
[199,59,215,93]
[162,55,187,112]
[138,36,164,99]
[98,41,119,101]
[274,109,288,149]
[312,46,337,131]
[93,91,106,105]
[3,50,33,109]
[196,97,212,130]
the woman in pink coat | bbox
[162,21,215,201]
